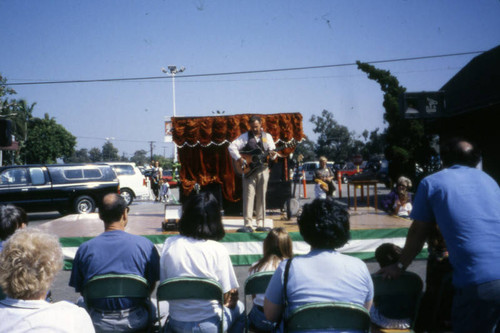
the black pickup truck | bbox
[0,164,119,214]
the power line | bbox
[5,50,484,87]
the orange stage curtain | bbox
[172,113,304,202]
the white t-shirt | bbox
[160,235,239,321]
[395,202,412,217]
[249,261,278,307]
[0,298,95,333]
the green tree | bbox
[66,148,91,163]
[89,147,102,162]
[130,149,148,166]
[293,137,316,163]
[102,141,119,161]
[22,113,76,164]
[310,110,361,164]
[360,128,386,160]
[356,61,437,182]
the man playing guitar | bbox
[228,115,277,232]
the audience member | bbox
[0,204,28,251]
[69,193,160,333]
[264,198,373,331]
[159,192,245,332]
[370,243,411,330]
[381,176,413,218]
[248,227,293,331]
[0,228,95,332]
[379,138,500,333]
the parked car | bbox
[336,162,363,183]
[294,161,335,183]
[106,162,149,205]
[0,164,119,214]
[348,159,391,188]
[162,169,179,188]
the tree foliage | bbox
[310,110,364,163]
[130,149,148,166]
[89,147,102,162]
[356,61,438,182]
[102,141,119,161]
[22,113,76,164]
[293,137,316,162]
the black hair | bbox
[98,193,128,224]
[178,192,225,241]
[0,205,28,241]
[440,137,481,168]
[375,243,402,268]
[298,198,350,249]
[249,115,262,124]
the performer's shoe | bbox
[237,226,254,233]
[256,226,271,232]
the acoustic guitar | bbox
[233,142,296,178]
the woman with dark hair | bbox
[247,228,293,331]
[159,192,245,332]
[0,205,28,251]
[263,198,373,331]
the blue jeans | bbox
[248,306,275,331]
[166,301,245,333]
[452,279,500,333]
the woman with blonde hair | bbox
[247,227,293,331]
[0,228,94,332]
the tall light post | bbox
[161,65,185,163]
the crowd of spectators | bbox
[0,138,498,332]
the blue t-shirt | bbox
[410,165,500,288]
[69,230,160,310]
[265,249,373,329]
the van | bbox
[0,164,119,214]
[106,162,149,205]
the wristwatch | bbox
[396,261,406,271]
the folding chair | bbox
[371,271,424,332]
[156,277,225,333]
[82,274,152,331]
[286,301,371,332]
[243,271,274,332]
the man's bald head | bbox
[99,193,128,224]
[441,137,480,168]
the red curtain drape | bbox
[172,113,304,202]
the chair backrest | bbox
[371,271,423,327]
[82,273,150,307]
[286,301,371,332]
[243,271,274,332]
[156,277,224,333]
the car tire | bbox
[120,188,134,205]
[74,195,96,214]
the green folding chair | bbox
[371,271,424,332]
[82,274,152,331]
[243,271,274,332]
[156,277,225,333]
[286,301,371,332]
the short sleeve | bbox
[409,180,435,223]
[264,260,285,305]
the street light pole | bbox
[161,65,185,163]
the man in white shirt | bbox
[228,115,277,232]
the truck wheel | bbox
[74,195,96,214]
[120,188,134,205]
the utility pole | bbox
[149,141,155,161]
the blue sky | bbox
[1,0,499,159]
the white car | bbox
[106,162,149,205]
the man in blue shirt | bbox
[380,138,500,333]
[69,193,160,332]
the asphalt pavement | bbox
[26,182,426,305]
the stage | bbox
[37,205,419,269]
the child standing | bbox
[247,228,293,331]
